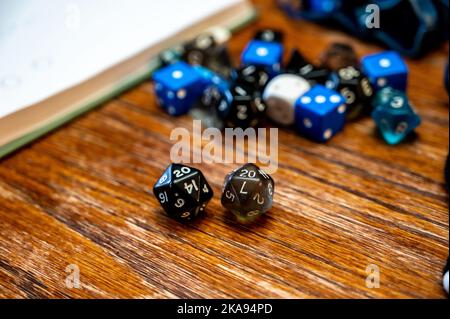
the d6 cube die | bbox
[325,66,374,120]
[192,65,225,88]
[263,74,311,126]
[361,51,408,91]
[371,87,421,145]
[241,40,283,77]
[152,61,205,116]
[153,164,213,221]
[295,85,346,142]
[221,163,274,223]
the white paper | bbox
[0,0,240,118]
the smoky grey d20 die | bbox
[153,164,213,221]
[221,163,274,223]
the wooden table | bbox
[0,0,448,299]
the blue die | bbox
[308,0,341,17]
[294,85,346,142]
[283,0,340,20]
[152,61,205,116]
[361,51,408,92]
[192,65,227,88]
[241,40,283,77]
[371,87,421,145]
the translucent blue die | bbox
[241,40,283,77]
[152,61,205,116]
[371,87,421,145]
[309,0,341,15]
[361,51,408,92]
[294,85,346,142]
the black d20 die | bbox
[221,163,274,223]
[326,66,374,120]
[153,164,213,221]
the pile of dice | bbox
[152,28,421,145]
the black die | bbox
[254,28,284,43]
[326,66,374,120]
[183,34,215,65]
[153,164,213,221]
[219,84,267,128]
[285,49,330,85]
[221,163,274,223]
[320,42,358,71]
[232,65,271,92]
[157,46,184,67]
[182,33,232,78]
[191,85,226,129]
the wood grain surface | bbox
[0,0,448,298]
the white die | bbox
[444,270,449,294]
[263,74,310,125]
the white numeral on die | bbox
[174,198,185,208]
[268,183,273,196]
[174,166,191,178]
[240,181,248,194]
[184,179,198,194]
[237,105,248,120]
[226,190,235,202]
[181,212,190,218]
[253,193,265,204]
[158,191,168,203]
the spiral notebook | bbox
[0,0,255,158]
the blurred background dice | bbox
[371,87,421,145]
